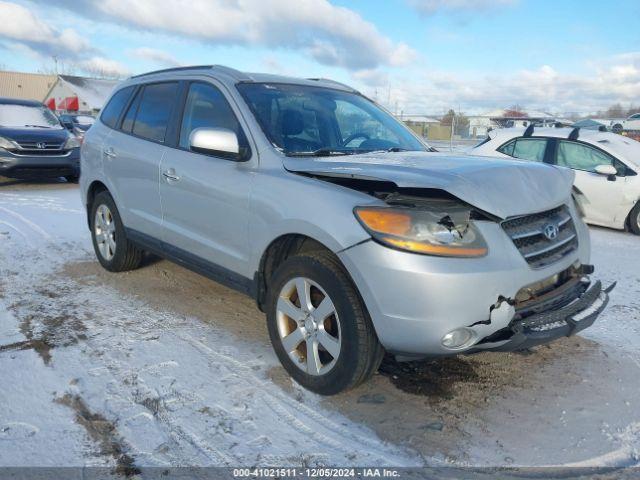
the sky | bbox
[0,0,638,115]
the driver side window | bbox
[335,100,398,147]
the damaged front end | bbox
[471,265,615,353]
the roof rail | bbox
[307,77,357,92]
[131,65,213,79]
[210,65,251,81]
[568,127,580,140]
[523,124,535,137]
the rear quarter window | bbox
[100,86,135,129]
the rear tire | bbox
[266,251,384,395]
[90,191,143,272]
[629,202,640,235]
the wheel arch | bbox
[85,180,110,229]
[254,233,351,311]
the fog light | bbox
[441,328,476,349]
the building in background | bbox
[0,71,57,103]
[0,70,118,115]
[44,75,119,114]
[402,115,441,138]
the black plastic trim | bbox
[125,228,256,298]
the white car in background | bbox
[612,113,640,133]
[473,127,640,234]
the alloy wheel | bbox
[94,204,116,261]
[276,277,341,376]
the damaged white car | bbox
[80,66,613,395]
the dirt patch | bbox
[0,339,54,363]
[8,284,88,365]
[55,394,140,477]
[322,336,607,462]
[63,259,268,344]
[378,355,479,400]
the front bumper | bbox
[338,212,604,356]
[0,148,80,179]
[469,280,612,353]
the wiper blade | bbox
[286,148,353,157]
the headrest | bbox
[281,109,304,136]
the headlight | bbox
[64,136,81,149]
[354,205,488,257]
[0,136,18,150]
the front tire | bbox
[266,251,384,395]
[90,191,143,272]
[629,202,640,235]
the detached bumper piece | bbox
[476,280,614,352]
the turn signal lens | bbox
[354,206,488,257]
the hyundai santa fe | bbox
[80,65,613,395]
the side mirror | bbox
[594,164,618,181]
[189,127,246,161]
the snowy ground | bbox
[0,179,639,473]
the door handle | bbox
[163,169,180,182]
[103,147,116,158]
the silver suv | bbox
[81,65,612,395]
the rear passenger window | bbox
[178,82,242,149]
[512,138,547,162]
[100,86,134,129]
[132,82,178,143]
[499,137,547,162]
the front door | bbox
[159,80,254,278]
[553,140,627,226]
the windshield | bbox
[237,83,426,156]
[0,104,62,129]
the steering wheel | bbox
[342,132,370,147]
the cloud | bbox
[0,1,91,58]
[32,0,416,70]
[129,47,182,67]
[0,2,130,78]
[408,0,517,15]
[79,56,131,78]
[356,53,640,115]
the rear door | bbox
[159,79,254,278]
[103,81,179,239]
[551,139,627,226]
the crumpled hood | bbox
[284,151,575,219]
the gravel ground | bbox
[0,177,639,472]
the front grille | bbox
[13,141,66,156]
[502,205,578,269]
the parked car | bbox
[0,97,81,182]
[612,113,640,133]
[80,66,612,394]
[472,126,640,234]
[59,114,95,138]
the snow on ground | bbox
[0,183,417,469]
[0,180,639,471]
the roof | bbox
[0,71,57,102]
[127,65,358,93]
[53,75,120,111]
[0,96,44,107]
